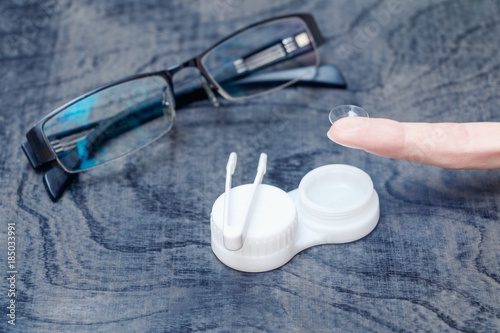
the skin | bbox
[327,118,500,169]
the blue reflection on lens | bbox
[58,95,96,128]
[45,76,174,172]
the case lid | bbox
[211,184,298,257]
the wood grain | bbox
[1,0,499,331]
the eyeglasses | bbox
[22,13,346,201]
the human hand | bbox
[327,118,500,169]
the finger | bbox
[327,118,500,169]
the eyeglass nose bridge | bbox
[169,59,221,108]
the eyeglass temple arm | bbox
[43,164,76,201]
[226,64,346,88]
[176,64,346,108]
[20,136,79,201]
[20,141,76,201]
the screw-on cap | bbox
[211,184,297,258]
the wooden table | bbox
[1,1,499,331]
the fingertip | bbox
[327,118,368,148]
[327,118,406,156]
[326,125,335,141]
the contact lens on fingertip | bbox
[329,105,369,130]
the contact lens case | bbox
[210,153,380,272]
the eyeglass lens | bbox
[201,17,319,98]
[43,75,175,172]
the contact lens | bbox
[329,105,369,130]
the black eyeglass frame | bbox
[22,13,346,201]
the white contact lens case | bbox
[210,155,380,273]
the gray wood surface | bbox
[1,0,499,332]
